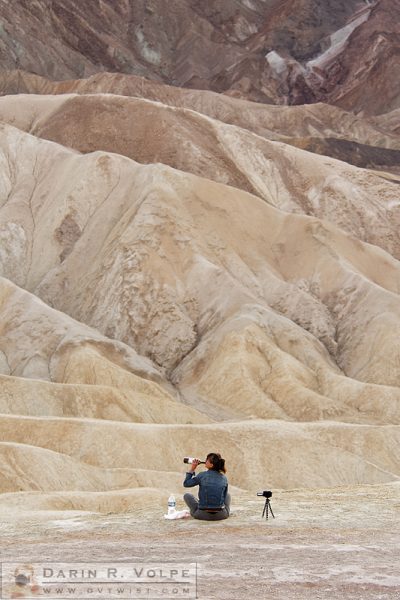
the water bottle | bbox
[168,494,176,515]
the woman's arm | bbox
[223,483,228,502]
[183,471,201,487]
[183,458,202,487]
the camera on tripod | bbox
[257,490,275,519]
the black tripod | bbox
[261,496,275,520]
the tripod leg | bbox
[262,499,270,519]
[261,499,275,519]
[268,501,275,519]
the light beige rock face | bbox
[1,123,400,386]
[173,320,400,425]
[0,95,399,260]
[0,276,208,426]
[0,416,399,493]
[0,79,400,508]
[0,442,182,494]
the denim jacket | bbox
[183,469,228,509]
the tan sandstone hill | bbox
[0,275,207,425]
[0,114,399,508]
[1,71,399,173]
[0,96,399,258]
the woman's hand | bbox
[190,459,200,471]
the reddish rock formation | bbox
[0,0,398,114]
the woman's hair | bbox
[207,452,226,473]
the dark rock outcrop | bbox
[0,0,398,114]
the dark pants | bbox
[183,493,231,521]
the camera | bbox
[257,490,272,498]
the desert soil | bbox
[1,483,399,600]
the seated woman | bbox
[183,452,230,521]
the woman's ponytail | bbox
[207,452,226,473]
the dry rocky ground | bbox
[1,483,399,599]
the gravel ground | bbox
[1,483,399,599]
